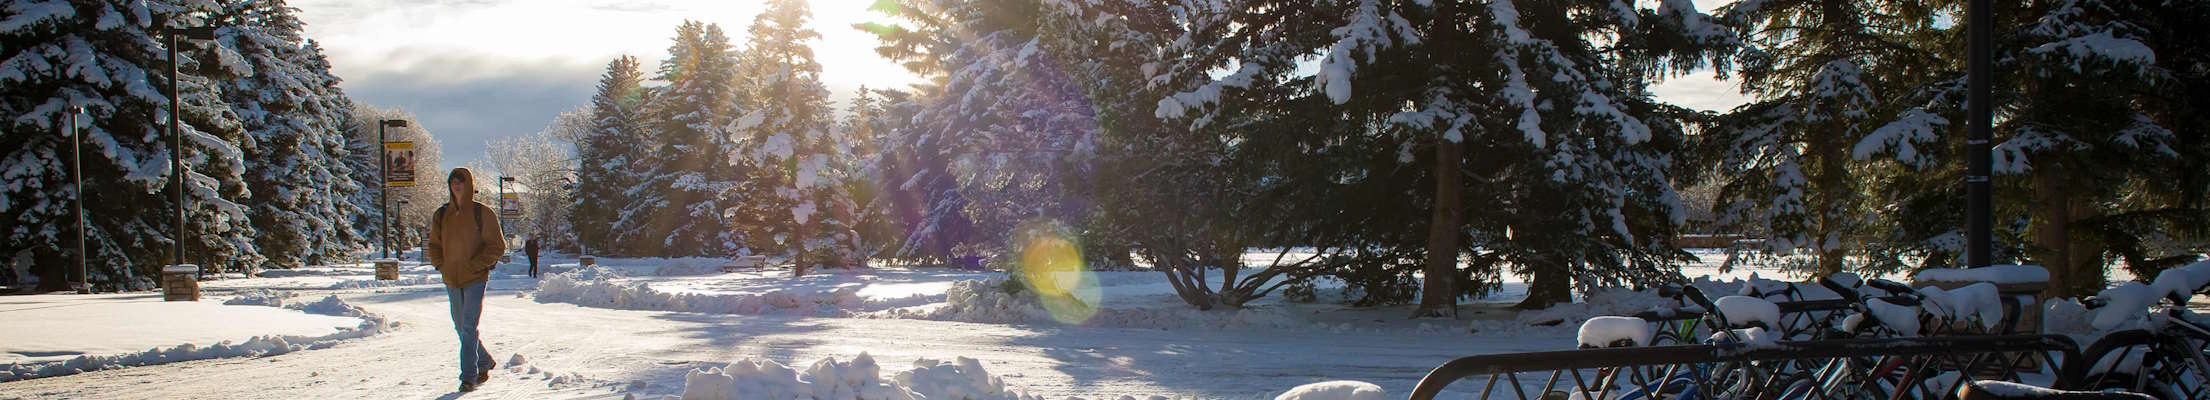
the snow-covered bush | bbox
[223,289,297,307]
[535,267,870,316]
[1275,381,1385,400]
[869,279,1306,331]
[675,354,1043,400]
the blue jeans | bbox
[446,281,493,383]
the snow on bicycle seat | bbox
[1576,316,1652,348]
[1714,295,1780,330]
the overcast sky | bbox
[296,0,1747,172]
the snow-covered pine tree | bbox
[1699,0,1945,277]
[574,55,647,256]
[859,5,978,265]
[217,0,357,270]
[856,88,974,265]
[842,87,906,260]
[1,0,264,289]
[1987,0,2205,295]
[2133,0,2210,265]
[1156,0,1730,311]
[1725,0,2210,296]
[861,0,1099,269]
[173,8,262,278]
[340,102,383,252]
[625,21,739,257]
[1025,0,1279,309]
[723,0,861,275]
[292,39,365,263]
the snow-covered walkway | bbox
[0,277,1557,399]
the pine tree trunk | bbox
[1815,248,1845,278]
[2033,160,2076,297]
[1412,138,1462,318]
[1812,107,1851,278]
[1811,159,1845,277]
[33,248,70,293]
[1517,256,1572,310]
[794,224,810,277]
[2066,187,2105,296]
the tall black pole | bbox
[379,123,389,260]
[72,107,87,293]
[169,31,186,274]
[1967,0,1992,268]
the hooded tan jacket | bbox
[426,168,506,288]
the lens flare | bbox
[1016,226,1099,325]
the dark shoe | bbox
[478,369,490,384]
[459,382,477,393]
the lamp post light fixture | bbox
[378,119,408,260]
[166,24,215,282]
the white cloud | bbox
[294,0,920,170]
[298,0,919,90]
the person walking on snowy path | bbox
[426,167,506,392]
[525,237,540,278]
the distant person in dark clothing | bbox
[524,238,540,278]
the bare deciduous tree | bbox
[483,108,586,251]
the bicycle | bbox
[2062,264,2210,399]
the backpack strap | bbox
[434,203,485,231]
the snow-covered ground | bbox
[0,294,363,365]
[0,249,2162,399]
[0,291,385,382]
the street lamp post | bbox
[70,106,88,294]
[499,176,516,244]
[166,25,215,283]
[378,119,408,260]
[1967,0,1991,268]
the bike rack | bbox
[1409,334,2080,400]
[1637,295,1919,341]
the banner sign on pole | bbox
[384,142,416,187]
[500,192,523,218]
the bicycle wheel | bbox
[2069,330,2193,399]
[1700,360,1768,400]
